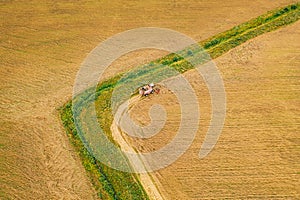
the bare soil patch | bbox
[127,21,300,199]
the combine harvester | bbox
[139,83,160,96]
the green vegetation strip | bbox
[60,3,299,200]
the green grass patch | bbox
[60,3,300,199]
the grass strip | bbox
[60,3,299,200]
